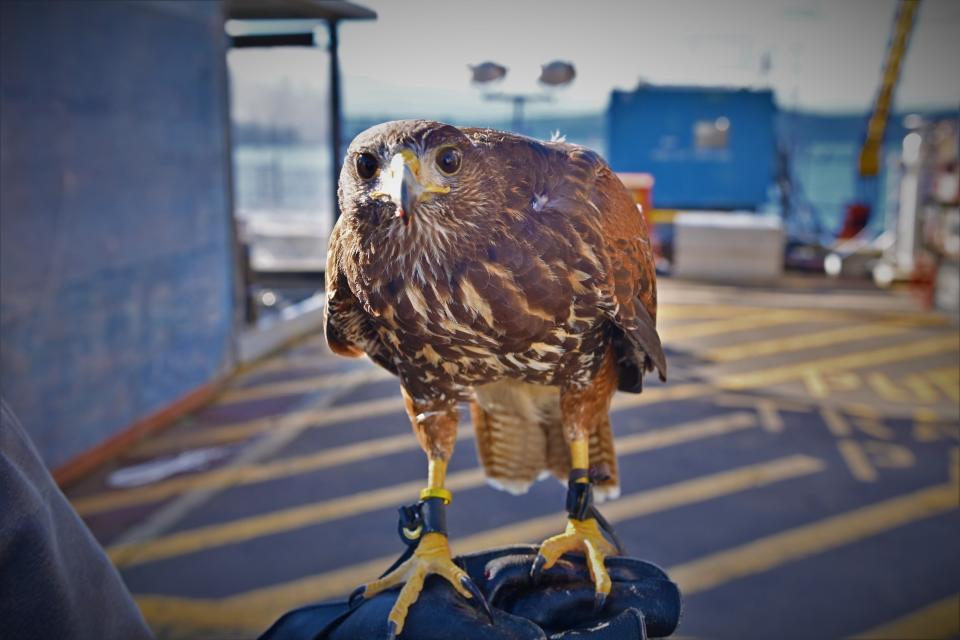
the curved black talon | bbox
[593,591,608,613]
[386,619,398,640]
[530,554,547,585]
[348,585,366,608]
[460,575,495,625]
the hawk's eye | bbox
[355,152,379,180]
[435,147,462,175]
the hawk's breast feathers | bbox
[325,121,665,401]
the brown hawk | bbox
[326,120,666,636]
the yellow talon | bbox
[360,533,473,637]
[537,517,617,596]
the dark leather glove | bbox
[258,545,681,640]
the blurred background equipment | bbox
[472,60,576,134]
[538,60,577,87]
[469,61,509,84]
[824,0,921,280]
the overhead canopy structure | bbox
[224,0,376,220]
[226,0,376,21]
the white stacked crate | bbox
[673,212,784,282]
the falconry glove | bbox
[258,545,681,640]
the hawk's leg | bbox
[532,439,619,608]
[356,389,490,638]
[533,351,621,609]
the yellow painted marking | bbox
[83,386,716,515]
[657,305,742,320]
[803,369,829,398]
[134,395,407,456]
[866,372,910,403]
[926,367,960,402]
[110,468,485,568]
[863,441,915,469]
[107,413,759,567]
[218,368,392,405]
[850,593,960,640]
[132,334,957,459]
[133,455,825,631]
[706,323,909,362]
[913,408,945,442]
[837,440,879,482]
[714,395,812,432]
[827,372,862,392]
[133,330,959,458]
[78,425,456,516]
[903,373,940,403]
[843,403,883,419]
[139,381,715,459]
[722,335,959,391]
[853,416,894,440]
[821,407,852,438]
[661,310,826,341]
[756,399,785,433]
[672,479,959,595]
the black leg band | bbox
[566,470,594,521]
[420,497,447,535]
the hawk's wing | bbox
[588,153,667,390]
[324,220,397,373]
[545,144,667,391]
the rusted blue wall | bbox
[0,1,236,468]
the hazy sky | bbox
[333,0,959,120]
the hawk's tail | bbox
[470,381,620,501]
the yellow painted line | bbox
[218,368,393,405]
[76,427,467,517]
[903,373,940,403]
[821,407,852,437]
[661,310,829,341]
[133,455,825,631]
[853,416,894,441]
[866,372,911,403]
[110,468,486,568]
[75,385,716,517]
[671,479,960,596]
[135,395,407,456]
[836,440,879,482]
[705,323,909,362]
[802,369,830,398]
[137,379,714,458]
[721,335,960,391]
[132,334,958,460]
[927,367,960,403]
[849,593,960,639]
[657,303,773,320]
[107,412,759,566]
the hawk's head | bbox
[339,120,497,245]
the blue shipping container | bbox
[607,85,777,211]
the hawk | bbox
[326,120,666,636]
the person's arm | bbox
[0,399,154,640]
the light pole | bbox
[470,60,575,135]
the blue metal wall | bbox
[0,1,236,468]
[607,86,777,210]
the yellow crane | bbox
[858,0,920,177]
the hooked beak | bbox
[374,149,449,226]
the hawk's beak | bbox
[382,150,421,225]
[375,149,449,226]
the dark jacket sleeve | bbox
[0,399,154,640]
